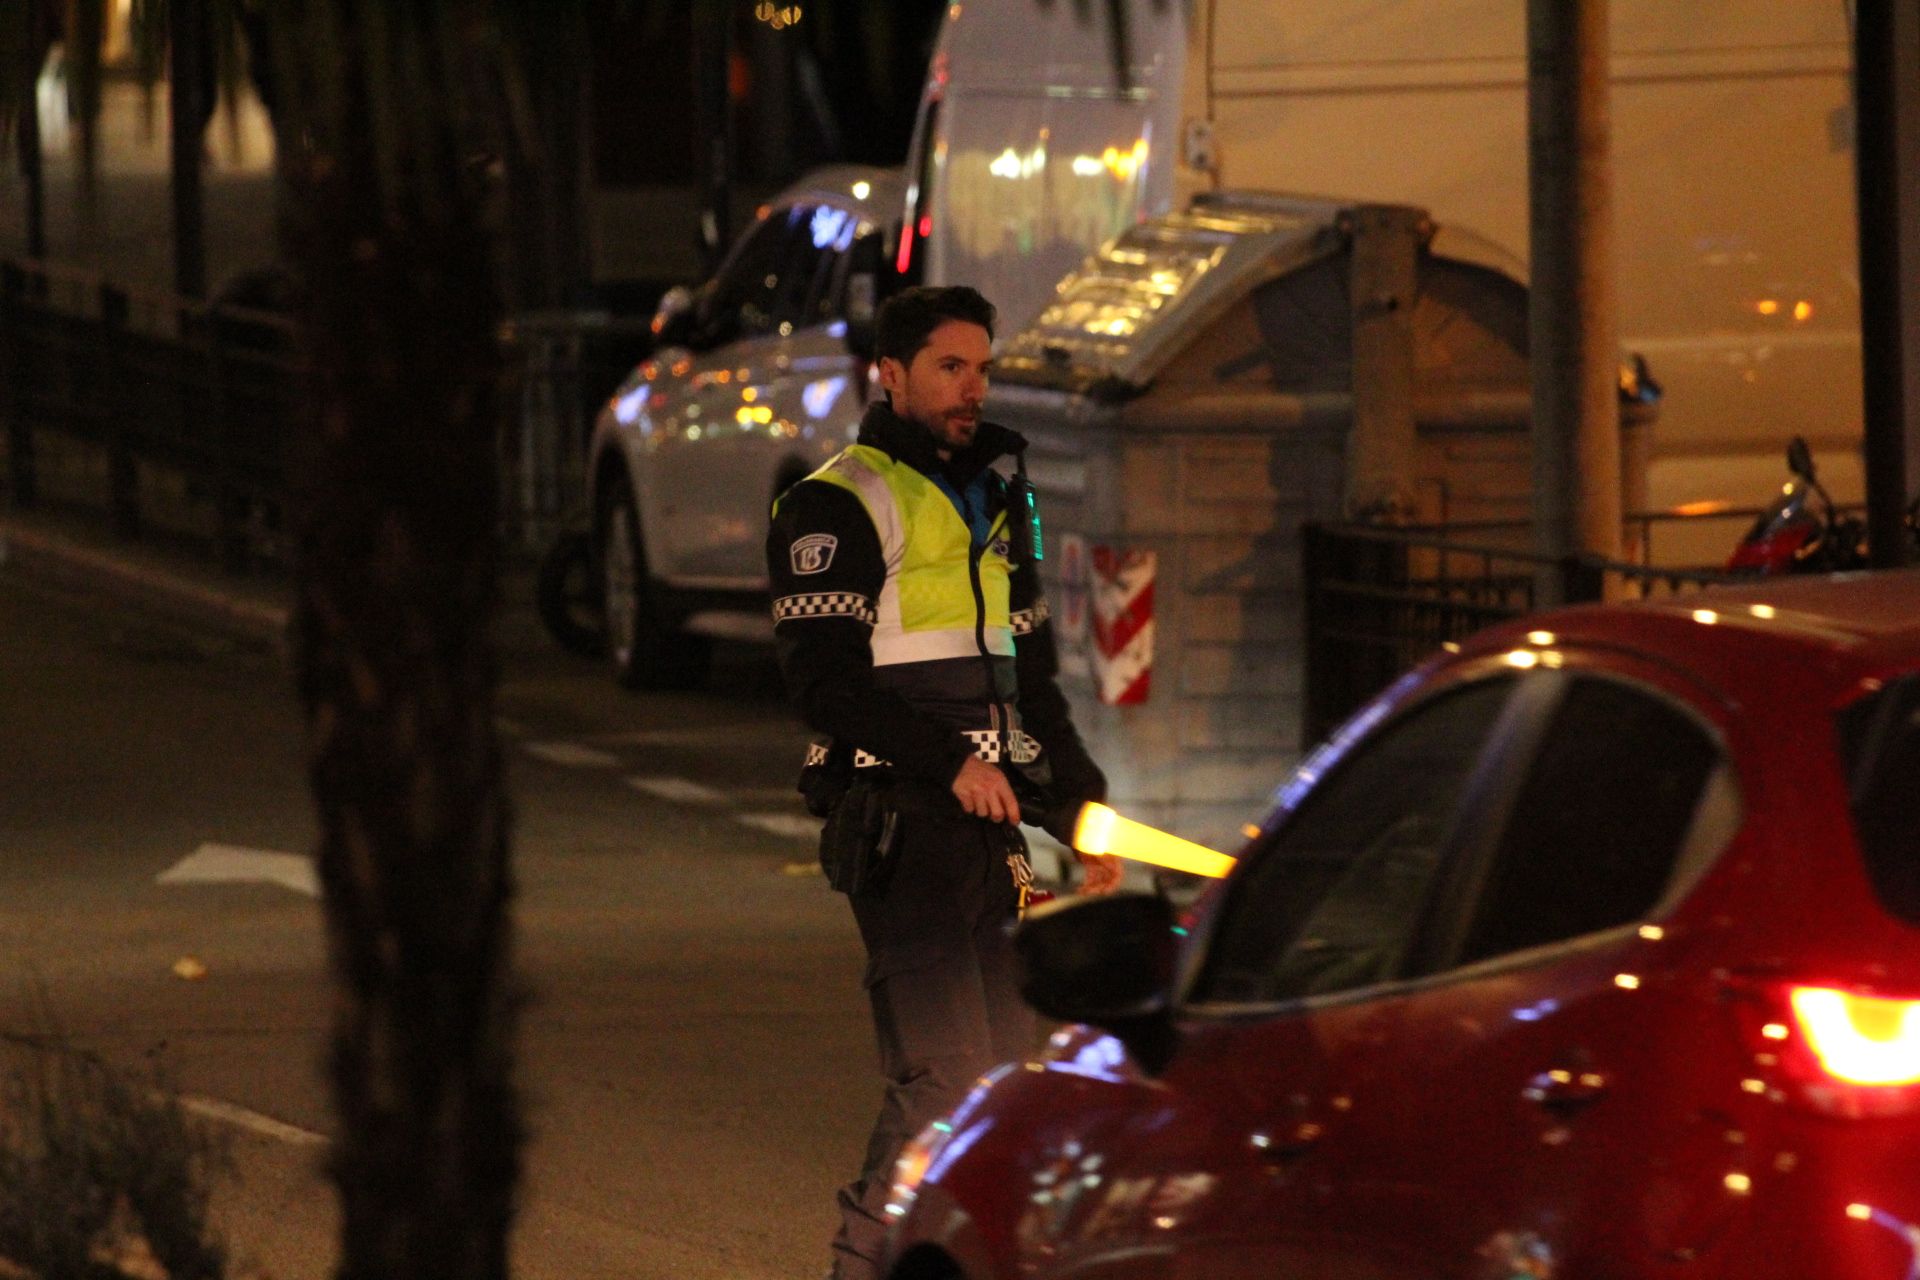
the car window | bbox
[793,207,859,325]
[808,221,881,327]
[1192,677,1516,1006]
[1837,673,1920,925]
[1455,675,1722,964]
[760,204,837,332]
[707,211,800,341]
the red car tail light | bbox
[1788,987,1920,1087]
[1734,980,1920,1118]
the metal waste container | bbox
[986,192,1655,848]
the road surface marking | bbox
[626,775,728,806]
[158,844,318,897]
[178,1093,327,1146]
[734,813,819,842]
[522,741,622,769]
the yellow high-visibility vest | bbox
[805,445,1012,666]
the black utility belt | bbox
[816,770,1032,896]
[851,728,1040,769]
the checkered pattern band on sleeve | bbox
[772,592,877,627]
[1010,598,1052,636]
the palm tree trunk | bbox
[274,3,521,1276]
[167,0,209,298]
[17,79,45,259]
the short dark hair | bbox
[874,285,996,365]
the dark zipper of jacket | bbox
[957,483,1010,762]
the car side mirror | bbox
[1787,435,1816,483]
[844,270,877,361]
[651,285,697,349]
[1015,893,1180,1076]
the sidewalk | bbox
[0,502,548,658]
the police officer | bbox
[767,285,1119,1280]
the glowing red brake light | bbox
[1789,987,1920,1087]
[1726,977,1920,1118]
[895,221,916,275]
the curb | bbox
[0,515,554,659]
[0,518,293,654]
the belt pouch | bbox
[819,775,902,895]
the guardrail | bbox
[0,257,654,571]
[1301,520,1742,743]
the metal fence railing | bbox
[0,259,301,571]
[1301,520,1740,744]
[0,257,653,572]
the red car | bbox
[880,569,1920,1280]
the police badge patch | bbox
[791,533,838,574]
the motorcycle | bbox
[1725,436,1870,574]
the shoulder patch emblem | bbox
[791,533,838,575]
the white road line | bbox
[734,813,820,842]
[521,741,622,769]
[158,844,319,898]
[178,1094,328,1146]
[625,776,729,806]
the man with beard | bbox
[766,285,1119,1280]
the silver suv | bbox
[586,166,904,688]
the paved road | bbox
[0,569,886,1280]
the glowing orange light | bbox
[1757,298,1780,316]
[1794,300,1814,322]
[1790,987,1920,1086]
[1671,499,1734,517]
[1072,804,1236,879]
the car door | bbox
[1370,658,1758,1278]
[1027,670,1528,1279]
[653,201,870,586]
[644,204,818,582]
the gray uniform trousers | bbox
[828,781,1035,1280]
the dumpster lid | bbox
[995,193,1533,400]
[995,193,1381,397]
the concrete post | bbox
[1527,0,1621,601]
[1343,205,1424,521]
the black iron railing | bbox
[1301,520,1739,743]
[0,260,302,570]
[0,257,652,572]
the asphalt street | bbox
[0,565,899,1280]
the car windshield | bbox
[1837,673,1920,925]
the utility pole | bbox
[693,0,735,272]
[1527,0,1620,601]
[1854,0,1918,568]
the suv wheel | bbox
[535,529,606,658]
[599,486,712,690]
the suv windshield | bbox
[1837,673,1920,924]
